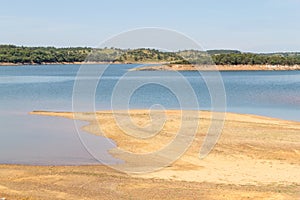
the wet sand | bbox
[1,110,299,199]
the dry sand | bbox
[1,110,299,199]
[2,63,300,71]
[133,64,300,71]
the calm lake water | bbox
[0,64,299,165]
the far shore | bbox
[0,61,167,66]
[133,64,300,71]
[1,62,300,71]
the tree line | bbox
[211,53,300,65]
[0,45,93,64]
[1,45,300,65]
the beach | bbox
[2,62,300,71]
[133,64,300,71]
[1,110,298,199]
[1,0,300,199]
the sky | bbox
[0,0,299,52]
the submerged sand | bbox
[1,110,299,199]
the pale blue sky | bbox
[1,0,299,52]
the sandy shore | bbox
[2,62,300,71]
[1,110,299,199]
[133,64,300,71]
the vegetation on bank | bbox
[1,45,300,65]
[0,45,91,64]
[211,53,300,66]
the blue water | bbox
[0,64,299,165]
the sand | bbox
[133,64,300,71]
[1,110,299,199]
[2,63,300,71]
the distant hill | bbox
[0,45,300,66]
[113,48,182,63]
[207,49,241,55]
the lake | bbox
[0,64,299,165]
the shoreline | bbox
[0,61,166,66]
[29,110,300,182]
[1,62,300,71]
[133,64,300,71]
[1,110,299,199]
[0,61,115,66]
